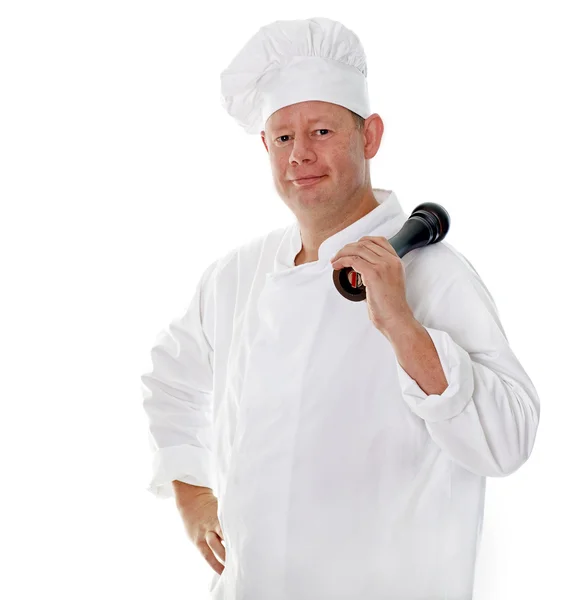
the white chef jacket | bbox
[141,188,540,600]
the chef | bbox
[141,16,541,600]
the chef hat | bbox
[220,17,371,135]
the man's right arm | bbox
[141,259,220,500]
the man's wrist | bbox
[172,480,214,502]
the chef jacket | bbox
[141,187,540,600]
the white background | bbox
[1,1,558,598]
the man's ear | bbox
[363,114,384,160]
[261,132,269,153]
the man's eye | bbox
[276,130,330,143]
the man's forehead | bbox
[268,112,341,132]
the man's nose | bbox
[289,136,316,164]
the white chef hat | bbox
[220,17,371,135]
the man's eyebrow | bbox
[271,116,336,132]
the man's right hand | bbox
[172,481,226,576]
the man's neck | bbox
[293,189,380,266]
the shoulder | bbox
[206,224,289,282]
[406,239,480,281]
[228,225,287,264]
[404,239,498,315]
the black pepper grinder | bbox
[332,202,451,302]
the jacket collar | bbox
[272,188,408,274]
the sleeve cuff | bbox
[146,444,214,499]
[394,326,475,423]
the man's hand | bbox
[172,481,226,576]
[330,236,414,335]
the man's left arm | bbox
[383,267,541,478]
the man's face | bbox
[261,101,370,215]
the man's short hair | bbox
[349,109,365,132]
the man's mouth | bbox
[292,175,326,187]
